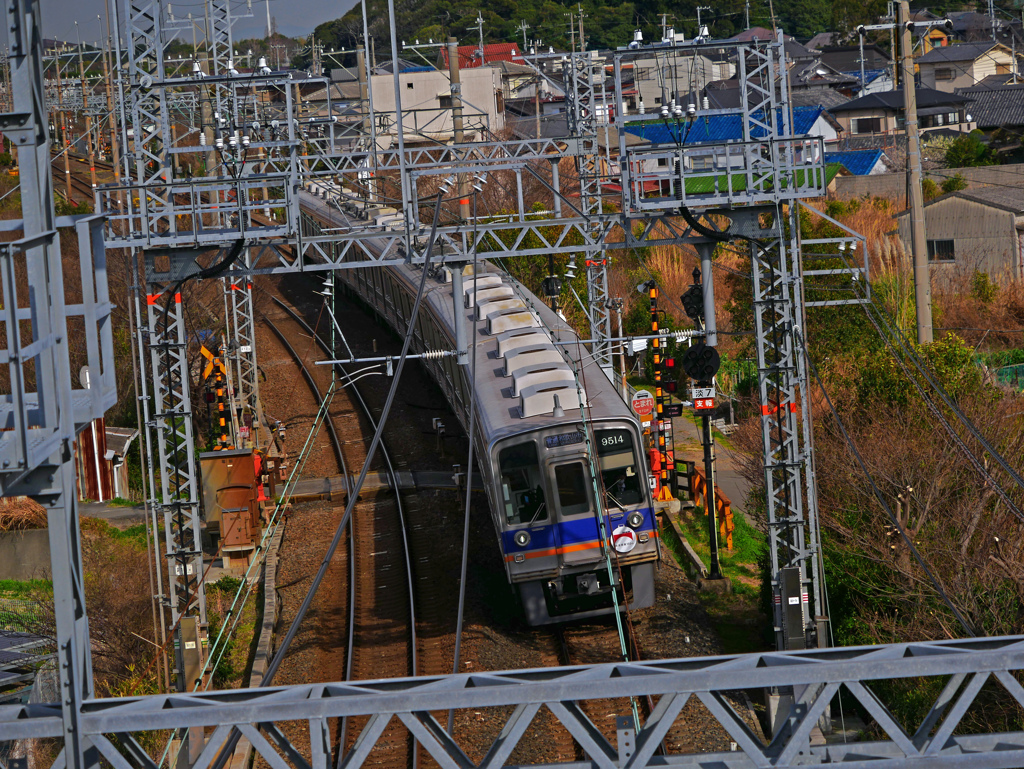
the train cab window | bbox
[499,442,549,525]
[596,429,644,507]
[554,462,592,516]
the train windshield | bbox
[554,462,592,516]
[596,429,644,507]
[498,441,549,525]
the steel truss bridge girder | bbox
[5,637,1024,768]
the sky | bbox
[35,0,360,47]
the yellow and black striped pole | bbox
[650,282,675,502]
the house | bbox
[895,187,1024,282]
[955,81,1024,131]
[848,68,895,96]
[817,44,892,74]
[440,42,526,70]
[74,423,139,502]
[827,87,974,136]
[824,149,892,175]
[945,10,1006,43]
[617,53,718,113]
[916,42,1014,92]
[312,64,505,140]
[488,59,539,101]
[623,105,841,172]
[728,26,791,43]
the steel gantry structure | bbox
[9,0,1021,766]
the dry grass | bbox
[0,497,48,531]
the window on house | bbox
[927,239,955,262]
[439,95,453,108]
[949,111,958,123]
[654,96,662,104]
[657,157,668,167]
[692,156,714,171]
[854,117,882,134]
[998,63,1011,74]
[935,68,954,80]
[406,82,414,89]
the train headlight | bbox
[627,511,645,529]
[514,530,531,548]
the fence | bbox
[0,598,39,632]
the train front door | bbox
[550,460,604,565]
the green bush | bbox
[971,270,997,304]
[940,172,968,194]
[921,177,939,201]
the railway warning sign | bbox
[631,389,655,417]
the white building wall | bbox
[370,67,503,137]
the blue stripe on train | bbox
[501,507,655,554]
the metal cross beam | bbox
[4,637,1024,768]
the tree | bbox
[944,134,996,168]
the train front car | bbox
[495,417,658,625]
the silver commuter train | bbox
[314,197,660,623]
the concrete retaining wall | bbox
[0,530,51,581]
[833,162,1024,203]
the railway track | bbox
[263,295,419,769]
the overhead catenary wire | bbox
[795,327,977,637]
[830,248,1024,521]
[208,186,448,769]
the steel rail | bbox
[270,295,419,769]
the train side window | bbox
[554,462,591,516]
[498,442,548,525]
[596,429,644,506]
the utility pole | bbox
[899,0,933,344]
[745,0,751,30]
[468,11,484,65]
[696,6,712,36]
[518,20,530,51]
[858,27,867,93]
[989,0,997,42]
[565,10,577,53]
[75,27,97,190]
[446,37,470,222]
[577,3,587,51]
[52,51,74,202]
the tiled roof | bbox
[789,88,851,110]
[916,186,1024,214]
[441,42,524,69]
[824,149,885,175]
[917,41,1001,63]
[623,105,826,144]
[828,87,971,113]
[955,82,1024,128]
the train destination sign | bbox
[545,432,585,449]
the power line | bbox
[797,327,977,637]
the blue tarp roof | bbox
[624,105,825,145]
[843,68,888,85]
[823,149,884,175]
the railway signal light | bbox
[681,341,720,383]
[681,284,704,321]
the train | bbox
[301,184,660,624]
